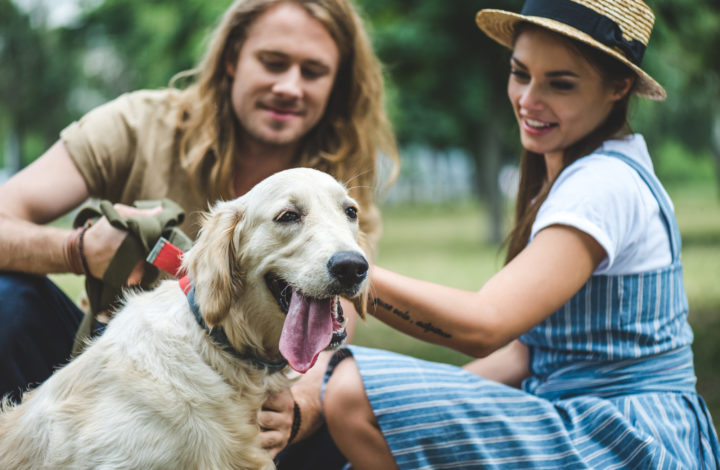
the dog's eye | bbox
[345,206,358,220]
[276,211,301,223]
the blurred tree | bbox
[359,0,720,230]
[71,0,229,100]
[2,0,719,202]
[357,0,523,242]
[647,0,720,196]
[0,0,78,169]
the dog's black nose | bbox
[328,251,368,289]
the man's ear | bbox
[182,200,244,327]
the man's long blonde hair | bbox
[172,0,398,249]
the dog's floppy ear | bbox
[183,200,245,327]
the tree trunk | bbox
[712,111,720,200]
[475,119,503,245]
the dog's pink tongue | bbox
[279,291,333,373]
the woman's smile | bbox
[521,116,558,135]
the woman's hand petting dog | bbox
[259,388,296,457]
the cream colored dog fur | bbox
[0,168,368,470]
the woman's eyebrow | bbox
[512,57,579,78]
[546,70,580,78]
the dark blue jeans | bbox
[0,272,84,402]
[275,423,348,470]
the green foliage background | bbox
[2,0,719,183]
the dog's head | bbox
[182,168,369,373]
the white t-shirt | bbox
[530,134,673,275]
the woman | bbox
[322,0,720,468]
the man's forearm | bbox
[0,214,73,275]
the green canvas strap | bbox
[70,198,193,357]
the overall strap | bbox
[601,150,681,262]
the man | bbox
[0,0,397,459]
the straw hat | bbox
[476,0,666,100]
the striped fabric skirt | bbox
[335,346,719,469]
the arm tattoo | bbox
[372,297,452,339]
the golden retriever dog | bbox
[0,168,369,470]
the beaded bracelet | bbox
[77,223,91,277]
[65,225,86,275]
[64,223,92,276]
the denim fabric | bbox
[275,423,347,470]
[0,272,83,403]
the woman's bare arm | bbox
[368,225,606,358]
[463,339,530,388]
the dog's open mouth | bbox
[265,274,347,373]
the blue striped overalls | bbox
[339,151,720,469]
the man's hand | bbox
[259,388,296,458]
[82,204,162,283]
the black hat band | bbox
[520,0,646,66]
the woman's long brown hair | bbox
[504,23,637,264]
